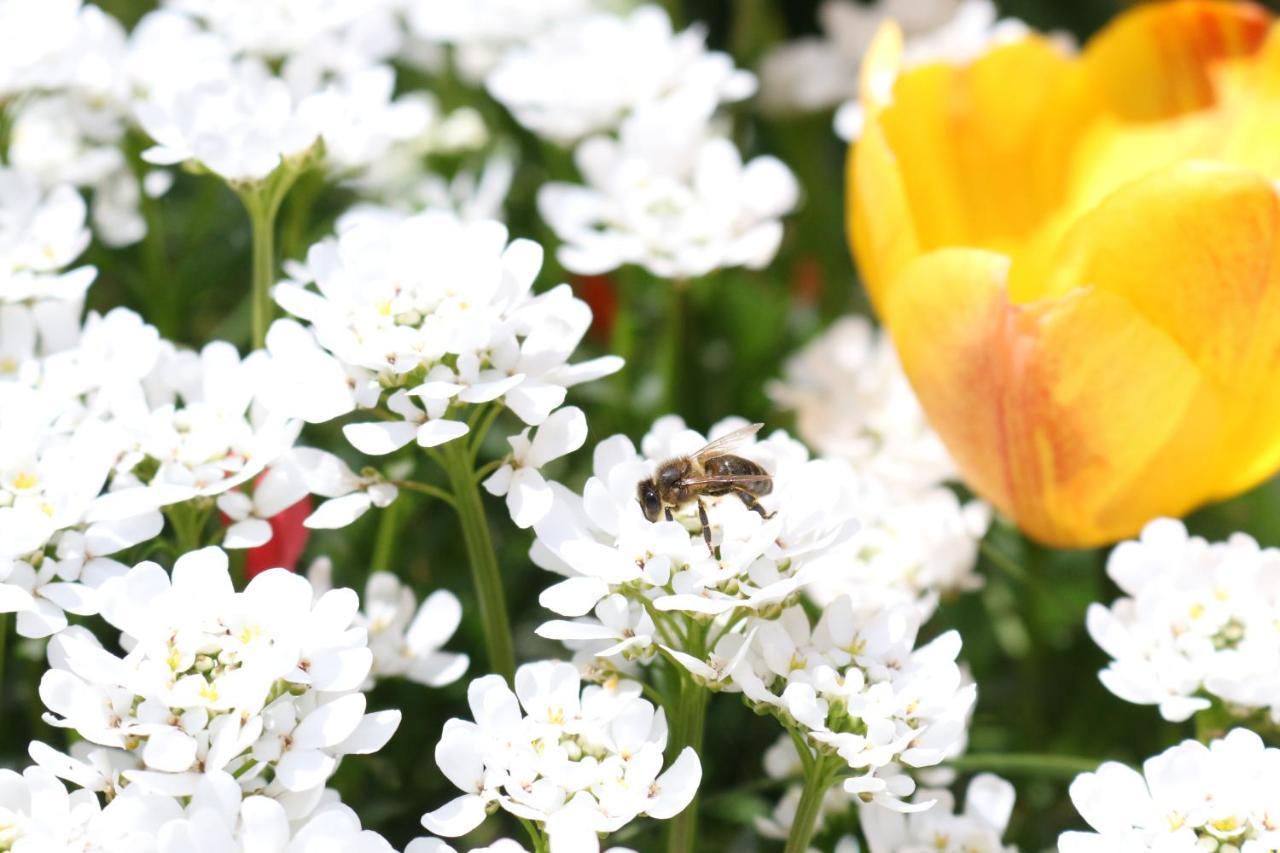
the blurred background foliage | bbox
[8,0,1280,850]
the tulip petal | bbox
[1078,0,1270,121]
[1038,162,1280,498]
[850,29,1075,311]
[885,248,1209,546]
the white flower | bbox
[309,559,469,689]
[1060,729,1280,852]
[422,661,700,850]
[769,316,989,616]
[533,417,861,650]
[38,547,400,810]
[281,447,399,531]
[403,0,594,83]
[162,0,385,61]
[770,316,957,492]
[759,0,971,115]
[804,472,990,620]
[486,5,755,146]
[0,761,398,852]
[408,837,637,853]
[267,210,620,456]
[131,6,427,184]
[215,461,311,549]
[158,787,398,853]
[537,593,657,681]
[0,0,84,97]
[290,65,435,176]
[86,339,303,521]
[346,147,514,226]
[0,167,96,305]
[0,763,178,852]
[860,773,1018,852]
[2,7,145,247]
[137,56,323,183]
[0,299,349,617]
[485,406,588,528]
[755,0,1058,139]
[539,107,798,280]
[1,4,146,248]
[1087,518,1280,724]
[729,598,976,812]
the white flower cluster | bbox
[422,660,700,852]
[266,211,620,528]
[770,317,955,491]
[130,0,474,185]
[404,0,594,83]
[410,840,634,853]
[1061,729,1280,852]
[770,316,990,616]
[485,5,755,147]
[537,107,800,279]
[18,546,402,850]
[0,763,396,852]
[855,773,1017,852]
[757,738,1017,852]
[0,290,390,636]
[0,167,96,306]
[1087,518,1280,724]
[0,1,152,246]
[757,0,1050,140]
[419,0,799,279]
[530,417,975,811]
[309,558,469,689]
[533,417,862,664]
[735,598,976,811]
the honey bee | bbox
[636,423,774,553]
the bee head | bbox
[636,479,662,523]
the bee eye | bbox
[636,484,661,522]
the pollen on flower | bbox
[10,471,38,491]
[1210,816,1241,833]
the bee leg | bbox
[735,489,774,520]
[697,497,715,556]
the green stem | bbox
[661,280,688,415]
[236,157,311,350]
[165,502,211,554]
[979,539,1029,584]
[0,612,9,713]
[392,479,456,508]
[469,403,505,465]
[942,751,1102,779]
[665,674,710,853]
[519,818,549,853]
[370,492,404,571]
[439,440,516,682]
[245,193,280,351]
[783,753,837,853]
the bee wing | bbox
[676,473,772,487]
[692,423,764,463]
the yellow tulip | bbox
[848,0,1280,547]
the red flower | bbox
[243,493,313,578]
[573,274,619,342]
